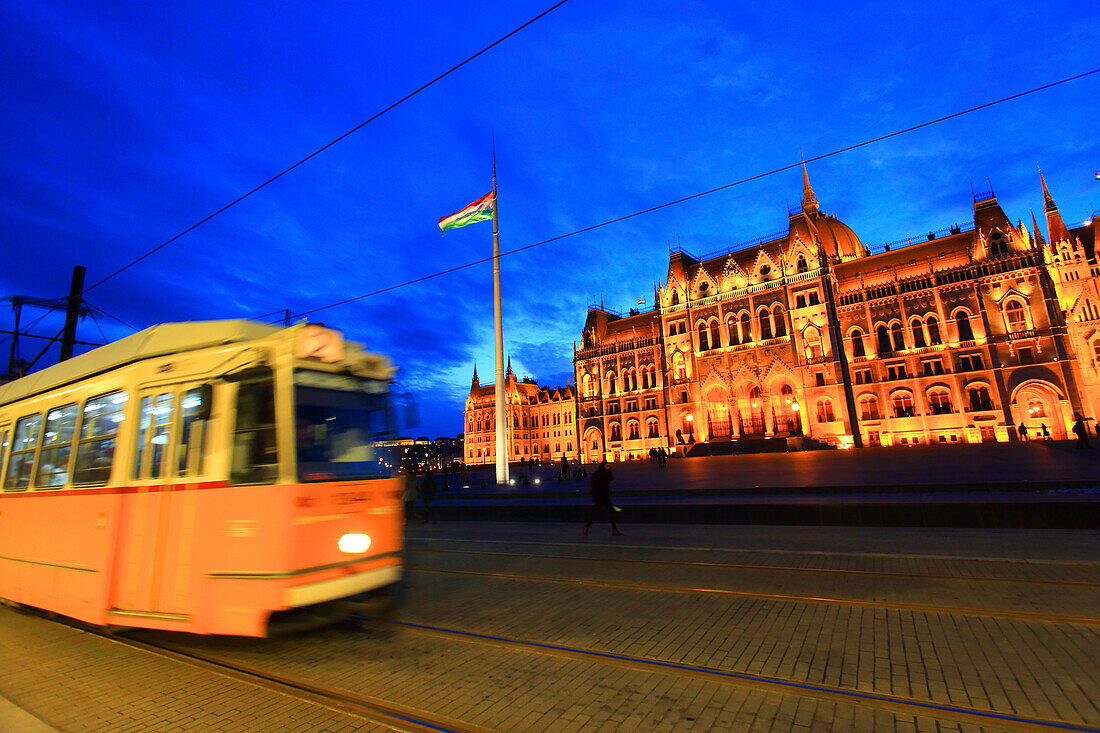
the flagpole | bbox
[492,140,509,486]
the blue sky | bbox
[2,0,1098,438]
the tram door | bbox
[111,388,201,620]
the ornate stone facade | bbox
[463,361,576,466]
[467,168,1100,464]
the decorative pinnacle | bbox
[801,158,819,214]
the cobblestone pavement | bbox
[1,522,1097,732]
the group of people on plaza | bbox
[647,447,669,467]
[1016,417,1097,449]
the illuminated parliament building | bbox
[465,168,1100,465]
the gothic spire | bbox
[1039,169,1070,243]
[472,363,479,384]
[801,159,819,215]
[506,356,513,376]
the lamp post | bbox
[685,413,695,443]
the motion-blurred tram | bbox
[0,320,404,636]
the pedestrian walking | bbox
[402,472,420,524]
[1017,423,1028,442]
[420,469,436,522]
[583,460,622,537]
[1041,424,1051,441]
[1072,418,1091,449]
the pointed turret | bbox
[506,356,513,376]
[1039,169,1070,243]
[472,364,479,385]
[801,160,819,215]
[1030,209,1046,246]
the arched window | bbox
[877,325,891,354]
[673,353,687,380]
[816,398,834,423]
[850,329,866,357]
[911,318,927,348]
[759,308,773,340]
[928,387,953,415]
[967,385,993,411]
[796,255,808,273]
[772,306,787,337]
[607,372,617,395]
[522,415,528,428]
[671,291,679,305]
[513,416,519,428]
[740,312,753,343]
[927,315,942,345]
[697,322,710,351]
[646,418,659,438]
[582,374,594,398]
[795,294,807,308]
[640,369,649,390]
[1004,300,1027,333]
[988,230,1008,256]
[669,324,677,336]
[859,394,880,420]
[627,420,640,440]
[804,326,822,360]
[892,392,915,418]
[890,322,905,351]
[955,310,974,341]
[709,319,721,350]
[610,422,622,441]
[678,322,687,334]
[1026,398,1046,418]
[727,318,740,346]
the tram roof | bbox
[0,319,281,407]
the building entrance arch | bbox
[1012,381,1066,440]
[705,385,732,439]
[583,427,604,463]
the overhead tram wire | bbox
[84,302,139,333]
[79,0,572,297]
[282,67,1100,321]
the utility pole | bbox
[59,265,86,362]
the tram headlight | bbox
[338,533,371,554]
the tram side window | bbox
[0,430,9,481]
[73,391,128,485]
[4,414,43,491]
[231,380,277,484]
[35,404,79,489]
[135,393,175,480]
[177,386,210,476]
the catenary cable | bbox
[80,0,571,296]
[278,67,1100,320]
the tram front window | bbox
[294,372,395,481]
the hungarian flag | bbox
[439,191,495,233]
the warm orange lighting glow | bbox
[685,414,694,421]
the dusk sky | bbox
[2,0,1098,438]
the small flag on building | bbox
[439,191,495,233]
[637,298,645,305]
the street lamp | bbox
[685,413,695,442]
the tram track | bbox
[44,613,491,733]
[408,545,1100,588]
[408,565,1100,625]
[372,616,1100,733]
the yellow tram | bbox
[0,320,403,636]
